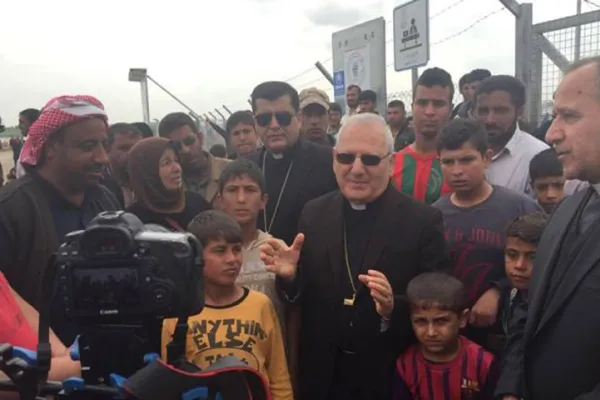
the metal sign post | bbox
[128,68,151,123]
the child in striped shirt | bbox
[393,272,497,400]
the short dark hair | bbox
[529,148,563,183]
[218,159,266,194]
[406,272,467,314]
[132,122,154,138]
[108,123,142,145]
[19,109,40,124]
[459,73,470,88]
[414,67,454,102]
[388,100,405,110]
[347,84,361,93]
[437,118,489,155]
[474,75,526,108]
[226,111,255,133]
[466,69,492,83]
[187,210,242,248]
[209,144,227,158]
[506,212,548,245]
[358,90,377,103]
[329,102,342,113]
[251,81,299,112]
[158,112,198,137]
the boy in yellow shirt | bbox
[162,210,293,400]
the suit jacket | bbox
[245,139,337,245]
[282,186,448,400]
[497,188,600,399]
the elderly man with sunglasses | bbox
[260,113,449,400]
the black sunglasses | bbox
[255,111,294,127]
[335,152,392,166]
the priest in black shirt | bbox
[260,113,448,400]
[245,81,338,246]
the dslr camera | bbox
[52,211,204,384]
[55,211,203,323]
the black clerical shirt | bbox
[263,151,294,232]
[338,196,384,352]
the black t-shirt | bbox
[100,172,125,208]
[433,185,540,305]
[126,191,211,232]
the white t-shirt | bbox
[15,137,27,178]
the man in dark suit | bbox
[245,81,338,246]
[496,56,600,400]
[245,81,338,392]
[260,113,448,400]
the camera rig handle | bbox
[0,344,46,400]
[0,345,238,400]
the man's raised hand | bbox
[260,233,305,280]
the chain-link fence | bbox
[540,20,600,117]
[511,4,600,125]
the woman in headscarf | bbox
[126,137,211,231]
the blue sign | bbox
[333,71,345,97]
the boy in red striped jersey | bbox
[392,68,454,204]
[392,272,497,400]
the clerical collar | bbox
[265,138,302,160]
[343,186,391,213]
[349,202,367,210]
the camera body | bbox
[54,211,204,323]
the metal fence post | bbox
[530,35,544,125]
[515,3,535,124]
[575,0,582,61]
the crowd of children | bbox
[156,141,566,399]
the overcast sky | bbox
[0,0,591,125]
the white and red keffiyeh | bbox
[20,95,108,167]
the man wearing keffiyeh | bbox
[0,95,121,344]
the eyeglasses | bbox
[335,152,392,166]
[255,112,294,127]
[181,135,196,146]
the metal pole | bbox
[411,68,419,92]
[222,105,233,115]
[315,62,334,85]
[499,0,522,17]
[208,112,218,120]
[188,112,200,126]
[514,3,534,121]
[146,75,201,119]
[214,109,226,120]
[575,0,582,61]
[140,78,150,123]
[247,99,253,108]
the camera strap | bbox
[164,217,185,232]
[36,255,58,387]
[167,317,189,367]
[166,235,202,367]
